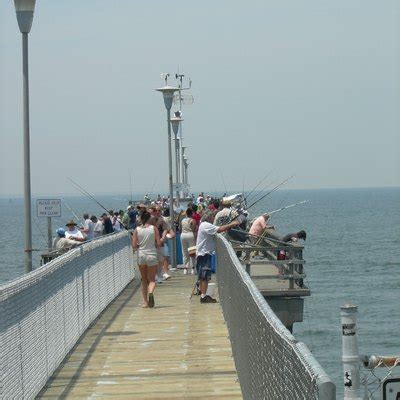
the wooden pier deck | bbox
[37,272,242,399]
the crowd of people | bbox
[52,192,306,309]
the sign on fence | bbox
[37,199,61,218]
[382,377,400,400]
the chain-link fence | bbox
[360,356,400,399]
[216,234,335,399]
[0,232,136,399]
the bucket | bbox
[188,246,196,257]
[206,282,216,298]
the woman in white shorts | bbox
[131,210,161,308]
[180,208,197,274]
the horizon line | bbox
[1,185,399,199]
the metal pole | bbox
[178,85,184,199]
[340,303,362,400]
[167,109,177,269]
[22,32,33,273]
[185,162,189,187]
[174,132,180,204]
[47,217,52,251]
[177,137,181,192]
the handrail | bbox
[216,234,335,399]
[229,231,306,289]
[0,231,136,399]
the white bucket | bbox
[206,282,216,298]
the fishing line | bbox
[219,172,228,195]
[245,177,280,208]
[267,200,308,216]
[147,178,157,199]
[244,169,274,204]
[63,199,84,227]
[246,175,294,210]
[68,178,110,214]
[68,177,128,230]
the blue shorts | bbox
[162,243,169,257]
[196,254,212,281]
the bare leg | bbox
[147,265,157,294]
[162,256,169,274]
[156,262,162,281]
[200,279,208,295]
[139,265,149,307]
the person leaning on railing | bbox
[52,227,81,253]
[195,210,240,303]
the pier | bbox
[37,276,242,399]
[0,232,335,399]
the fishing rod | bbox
[267,200,308,216]
[220,172,228,195]
[68,177,110,215]
[147,178,157,200]
[63,199,85,227]
[244,177,280,209]
[68,178,129,230]
[129,173,133,203]
[225,176,293,226]
[243,169,274,204]
[246,175,294,211]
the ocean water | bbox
[1,187,399,396]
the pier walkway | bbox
[37,273,242,399]
[1,232,335,399]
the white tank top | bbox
[136,225,157,255]
[181,217,194,234]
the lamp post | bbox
[183,156,189,192]
[170,115,183,203]
[14,0,36,273]
[156,84,179,270]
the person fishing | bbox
[65,220,86,242]
[249,213,274,236]
[195,211,240,303]
[52,228,81,253]
[214,199,237,226]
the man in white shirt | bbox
[195,211,239,303]
[82,213,95,241]
[91,215,103,238]
[65,220,85,242]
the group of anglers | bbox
[131,193,306,308]
[51,192,306,309]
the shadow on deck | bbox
[37,273,242,399]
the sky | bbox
[1,0,399,197]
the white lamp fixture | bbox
[14,0,36,33]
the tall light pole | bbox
[14,0,36,273]
[170,114,183,203]
[183,156,189,191]
[156,83,179,270]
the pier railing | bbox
[216,234,335,399]
[229,230,306,289]
[0,232,135,400]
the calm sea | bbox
[1,187,399,396]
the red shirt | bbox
[192,212,201,226]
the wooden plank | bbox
[37,273,242,399]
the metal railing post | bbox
[340,303,362,400]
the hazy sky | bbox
[1,1,399,197]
